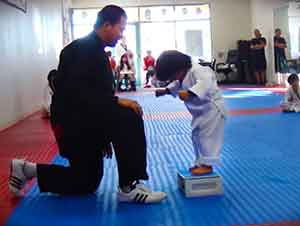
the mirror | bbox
[274,2,300,85]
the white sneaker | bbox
[9,159,28,196]
[118,186,167,204]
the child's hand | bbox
[155,89,167,97]
[178,90,189,101]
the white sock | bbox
[23,162,37,179]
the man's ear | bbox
[102,22,112,30]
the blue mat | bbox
[124,90,283,111]
[222,90,283,110]
[6,92,300,226]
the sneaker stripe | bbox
[9,176,24,188]
[9,181,22,190]
[134,193,140,202]
[10,177,23,186]
[137,194,145,202]
[10,176,23,184]
[141,194,148,203]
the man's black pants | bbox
[37,106,148,195]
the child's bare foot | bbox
[189,165,213,175]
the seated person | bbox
[281,73,300,112]
[143,50,156,88]
[117,54,136,91]
[42,70,57,118]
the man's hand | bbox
[102,143,113,159]
[118,98,143,116]
[155,89,167,97]
[178,90,190,101]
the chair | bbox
[216,50,238,82]
[198,58,216,71]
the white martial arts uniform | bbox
[166,62,226,166]
[281,86,300,112]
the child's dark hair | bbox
[47,69,57,92]
[287,73,299,85]
[155,50,192,81]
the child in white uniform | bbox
[281,74,300,112]
[155,50,226,175]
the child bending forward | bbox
[155,50,226,175]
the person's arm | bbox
[275,38,287,49]
[188,67,213,98]
[178,90,196,101]
[155,80,180,97]
[118,98,143,116]
[257,38,266,49]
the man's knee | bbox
[72,169,103,194]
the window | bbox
[139,6,174,22]
[289,16,300,58]
[175,5,210,20]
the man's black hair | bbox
[155,50,192,81]
[275,28,281,33]
[94,5,127,29]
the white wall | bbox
[250,0,288,83]
[71,0,252,61]
[0,0,63,129]
[288,2,300,17]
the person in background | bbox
[106,51,117,90]
[42,70,57,118]
[250,29,267,85]
[143,50,156,88]
[281,73,300,112]
[274,28,288,85]
[106,51,117,73]
[118,54,136,91]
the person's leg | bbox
[260,71,265,85]
[9,151,103,196]
[190,128,212,174]
[130,81,136,91]
[118,73,125,91]
[129,77,136,91]
[189,109,225,175]
[191,128,201,165]
[190,128,213,175]
[255,71,261,85]
[145,71,150,85]
[111,106,148,187]
[37,153,103,194]
[109,106,166,203]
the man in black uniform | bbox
[9,5,166,203]
[250,29,267,85]
[274,28,288,73]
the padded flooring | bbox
[2,87,300,226]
